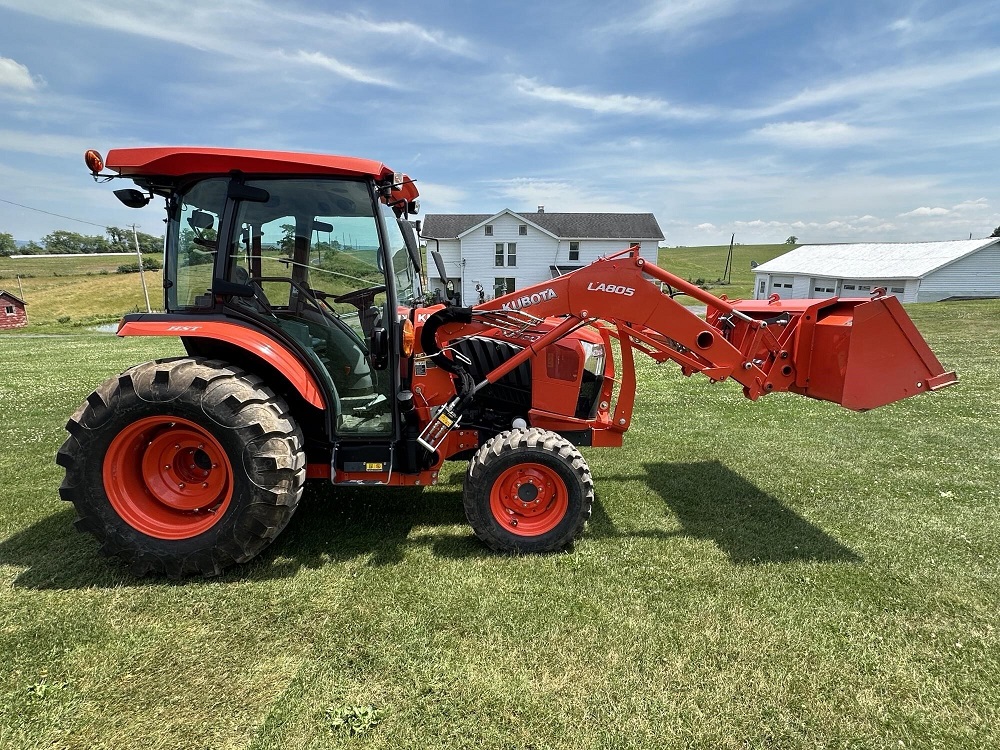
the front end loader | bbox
[57,147,956,576]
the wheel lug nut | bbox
[178,483,185,489]
[165,465,170,470]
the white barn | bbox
[752,238,1000,303]
[421,209,663,305]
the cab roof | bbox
[105,147,397,181]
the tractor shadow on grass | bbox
[0,485,477,589]
[254,483,481,576]
[586,461,861,565]
[0,460,857,588]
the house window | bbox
[519,225,527,236]
[4,305,14,315]
[485,225,493,236]
[891,287,904,294]
[494,243,517,266]
[814,286,835,293]
[843,284,856,290]
[494,277,515,296]
[758,281,765,294]
[569,241,580,261]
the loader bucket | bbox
[786,295,957,410]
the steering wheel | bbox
[331,285,386,306]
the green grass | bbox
[0,300,997,748]
[657,243,792,301]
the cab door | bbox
[222,177,397,438]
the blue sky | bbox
[1,0,999,246]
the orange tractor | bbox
[58,147,957,576]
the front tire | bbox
[57,357,306,577]
[464,428,593,553]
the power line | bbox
[0,196,113,231]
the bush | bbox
[116,258,162,274]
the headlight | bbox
[581,342,605,376]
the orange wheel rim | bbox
[103,416,234,540]
[489,462,568,537]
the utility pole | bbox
[723,233,735,284]
[16,274,27,323]
[131,223,152,313]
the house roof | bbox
[422,210,664,241]
[0,290,26,305]
[753,238,1000,280]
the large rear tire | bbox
[464,428,593,553]
[57,357,306,577]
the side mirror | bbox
[397,218,422,273]
[431,249,449,285]
[114,189,151,209]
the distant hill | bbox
[15,239,30,248]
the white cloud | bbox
[514,76,710,120]
[278,12,479,60]
[638,0,742,32]
[900,206,950,217]
[285,50,397,88]
[414,181,467,213]
[696,223,717,231]
[750,120,888,147]
[0,1,415,89]
[486,177,638,213]
[951,198,990,212]
[0,56,39,90]
[621,0,794,35]
[750,51,1000,118]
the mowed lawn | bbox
[0,301,997,749]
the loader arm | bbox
[419,247,956,448]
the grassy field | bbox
[0,300,996,749]
[0,244,787,327]
[0,253,165,329]
[657,243,792,302]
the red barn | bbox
[0,290,28,330]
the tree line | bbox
[0,228,163,257]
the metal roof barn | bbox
[752,238,1000,302]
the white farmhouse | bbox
[752,238,1000,303]
[421,208,664,305]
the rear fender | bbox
[117,319,326,409]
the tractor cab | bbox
[166,174,421,438]
[91,148,423,470]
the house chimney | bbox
[537,205,544,213]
